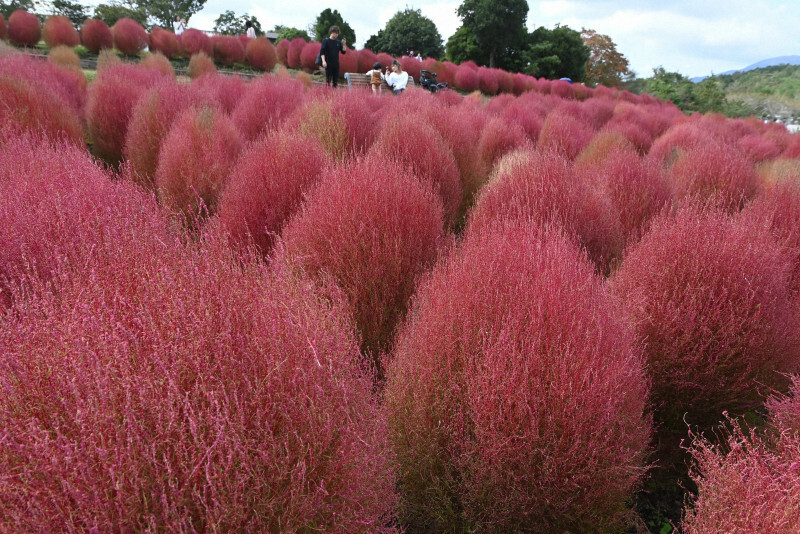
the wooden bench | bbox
[343,72,416,91]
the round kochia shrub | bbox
[155,106,243,218]
[7,9,40,46]
[230,76,306,141]
[111,17,148,56]
[179,28,212,57]
[385,221,652,532]
[213,34,245,66]
[187,51,216,78]
[149,26,178,58]
[80,18,112,53]
[280,154,444,360]
[370,111,462,226]
[0,14,6,41]
[610,203,800,433]
[454,65,479,92]
[218,130,329,256]
[245,36,278,71]
[0,220,397,530]
[87,63,162,163]
[42,15,79,47]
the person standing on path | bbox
[320,25,347,87]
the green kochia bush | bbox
[385,221,652,533]
[610,202,800,436]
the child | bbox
[365,62,384,94]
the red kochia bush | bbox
[338,46,358,75]
[476,66,499,95]
[0,210,397,530]
[87,63,162,163]
[42,15,79,47]
[370,111,462,226]
[286,37,306,69]
[7,9,40,46]
[80,18,112,52]
[385,221,652,532]
[245,36,277,71]
[477,115,530,169]
[213,34,245,66]
[357,47,377,72]
[190,73,247,114]
[0,14,6,41]
[124,79,193,186]
[537,107,595,160]
[218,130,329,256]
[682,408,800,532]
[111,17,148,56]
[280,154,444,359]
[179,28,212,57]
[275,37,290,66]
[1,53,87,120]
[230,76,306,141]
[668,142,760,211]
[454,65,481,93]
[149,26,178,58]
[300,40,321,72]
[610,203,800,433]
[155,106,242,218]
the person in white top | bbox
[174,15,186,35]
[245,20,256,39]
[385,60,409,95]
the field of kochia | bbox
[2,45,800,533]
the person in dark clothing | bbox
[320,25,347,87]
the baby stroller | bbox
[419,70,448,93]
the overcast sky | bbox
[185,0,798,78]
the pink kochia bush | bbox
[0,178,397,530]
[7,9,40,46]
[230,76,306,142]
[245,36,278,71]
[0,14,6,41]
[111,17,148,56]
[385,221,652,532]
[148,26,178,58]
[80,18,113,53]
[610,203,800,434]
[280,154,444,360]
[86,62,163,163]
[42,15,79,47]
[155,106,243,218]
[213,34,245,66]
[217,130,329,256]
[179,28,212,57]
[681,379,800,533]
[370,111,462,226]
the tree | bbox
[52,0,87,27]
[139,0,206,31]
[581,28,632,88]
[364,8,443,58]
[273,25,310,43]
[445,25,486,65]
[213,10,261,36]
[524,25,589,81]
[648,67,696,110]
[0,0,35,19]
[93,2,147,27]
[456,0,528,69]
[312,8,355,45]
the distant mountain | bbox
[691,55,800,82]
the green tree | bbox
[139,0,206,31]
[581,27,632,88]
[213,10,261,36]
[524,25,589,81]
[364,8,443,58]
[273,25,310,43]
[445,25,486,65]
[456,0,528,69]
[93,2,147,27]
[312,8,355,45]
[52,0,87,27]
[0,0,35,19]
[648,67,696,110]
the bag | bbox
[315,52,322,66]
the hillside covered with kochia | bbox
[1,44,800,533]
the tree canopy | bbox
[456,0,528,69]
[364,8,443,59]
[273,25,310,43]
[312,8,355,45]
[581,28,632,88]
[213,10,261,36]
[445,25,486,66]
[52,0,88,27]
[93,2,148,27]
[92,0,205,31]
[0,0,35,19]
[524,25,590,81]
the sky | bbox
[183,0,799,78]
